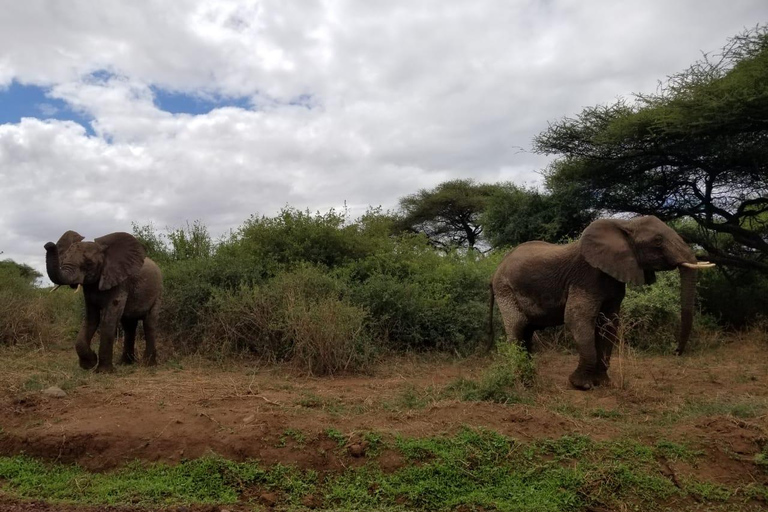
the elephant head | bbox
[45,231,146,291]
[580,216,714,354]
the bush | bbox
[148,210,502,359]
[202,267,374,375]
[697,270,768,329]
[444,342,535,403]
[342,243,502,352]
[0,265,81,347]
[621,272,716,351]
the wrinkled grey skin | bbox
[45,231,163,373]
[490,216,701,390]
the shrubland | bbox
[2,205,750,376]
[4,26,767,374]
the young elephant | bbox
[44,231,163,373]
[490,216,714,390]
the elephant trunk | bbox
[675,259,716,354]
[44,243,77,286]
[676,265,697,355]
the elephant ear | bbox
[56,230,85,255]
[94,232,146,291]
[580,219,645,286]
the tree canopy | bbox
[483,183,596,248]
[0,259,42,285]
[536,27,768,272]
[396,179,500,250]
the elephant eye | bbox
[653,235,663,246]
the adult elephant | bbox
[45,231,163,373]
[489,216,714,390]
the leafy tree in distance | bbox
[535,26,768,272]
[396,179,500,251]
[483,183,596,248]
[0,259,42,285]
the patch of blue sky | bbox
[151,87,253,115]
[0,81,94,134]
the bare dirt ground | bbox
[0,331,767,510]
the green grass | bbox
[661,397,768,424]
[0,428,762,510]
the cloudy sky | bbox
[1,1,766,276]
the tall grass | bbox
[0,266,81,347]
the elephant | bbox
[489,215,715,390]
[44,231,163,373]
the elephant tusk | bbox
[681,261,716,269]
[50,285,61,293]
[74,284,82,293]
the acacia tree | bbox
[536,27,768,272]
[396,179,500,250]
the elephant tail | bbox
[488,281,496,352]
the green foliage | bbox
[483,183,595,248]
[396,179,500,250]
[536,27,768,274]
[0,455,315,506]
[140,205,504,361]
[0,430,756,510]
[443,342,535,403]
[226,206,386,271]
[0,259,42,283]
[698,269,768,328]
[343,247,502,351]
[620,272,716,351]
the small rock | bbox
[42,386,67,398]
[348,441,369,458]
[243,414,255,424]
[260,491,278,507]
[301,494,322,509]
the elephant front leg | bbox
[96,297,127,373]
[565,293,601,390]
[76,303,100,370]
[594,305,620,387]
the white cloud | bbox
[0,0,766,278]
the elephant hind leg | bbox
[495,292,531,352]
[142,302,160,366]
[522,324,536,354]
[119,318,138,365]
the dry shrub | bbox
[0,293,48,346]
[0,285,81,347]
[282,293,372,376]
[202,267,374,375]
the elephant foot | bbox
[592,372,611,387]
[118,354,136,365]
[143,351,157,366]
[569,370,594,391]
[94,363,115,374]
[78,352,98,370]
